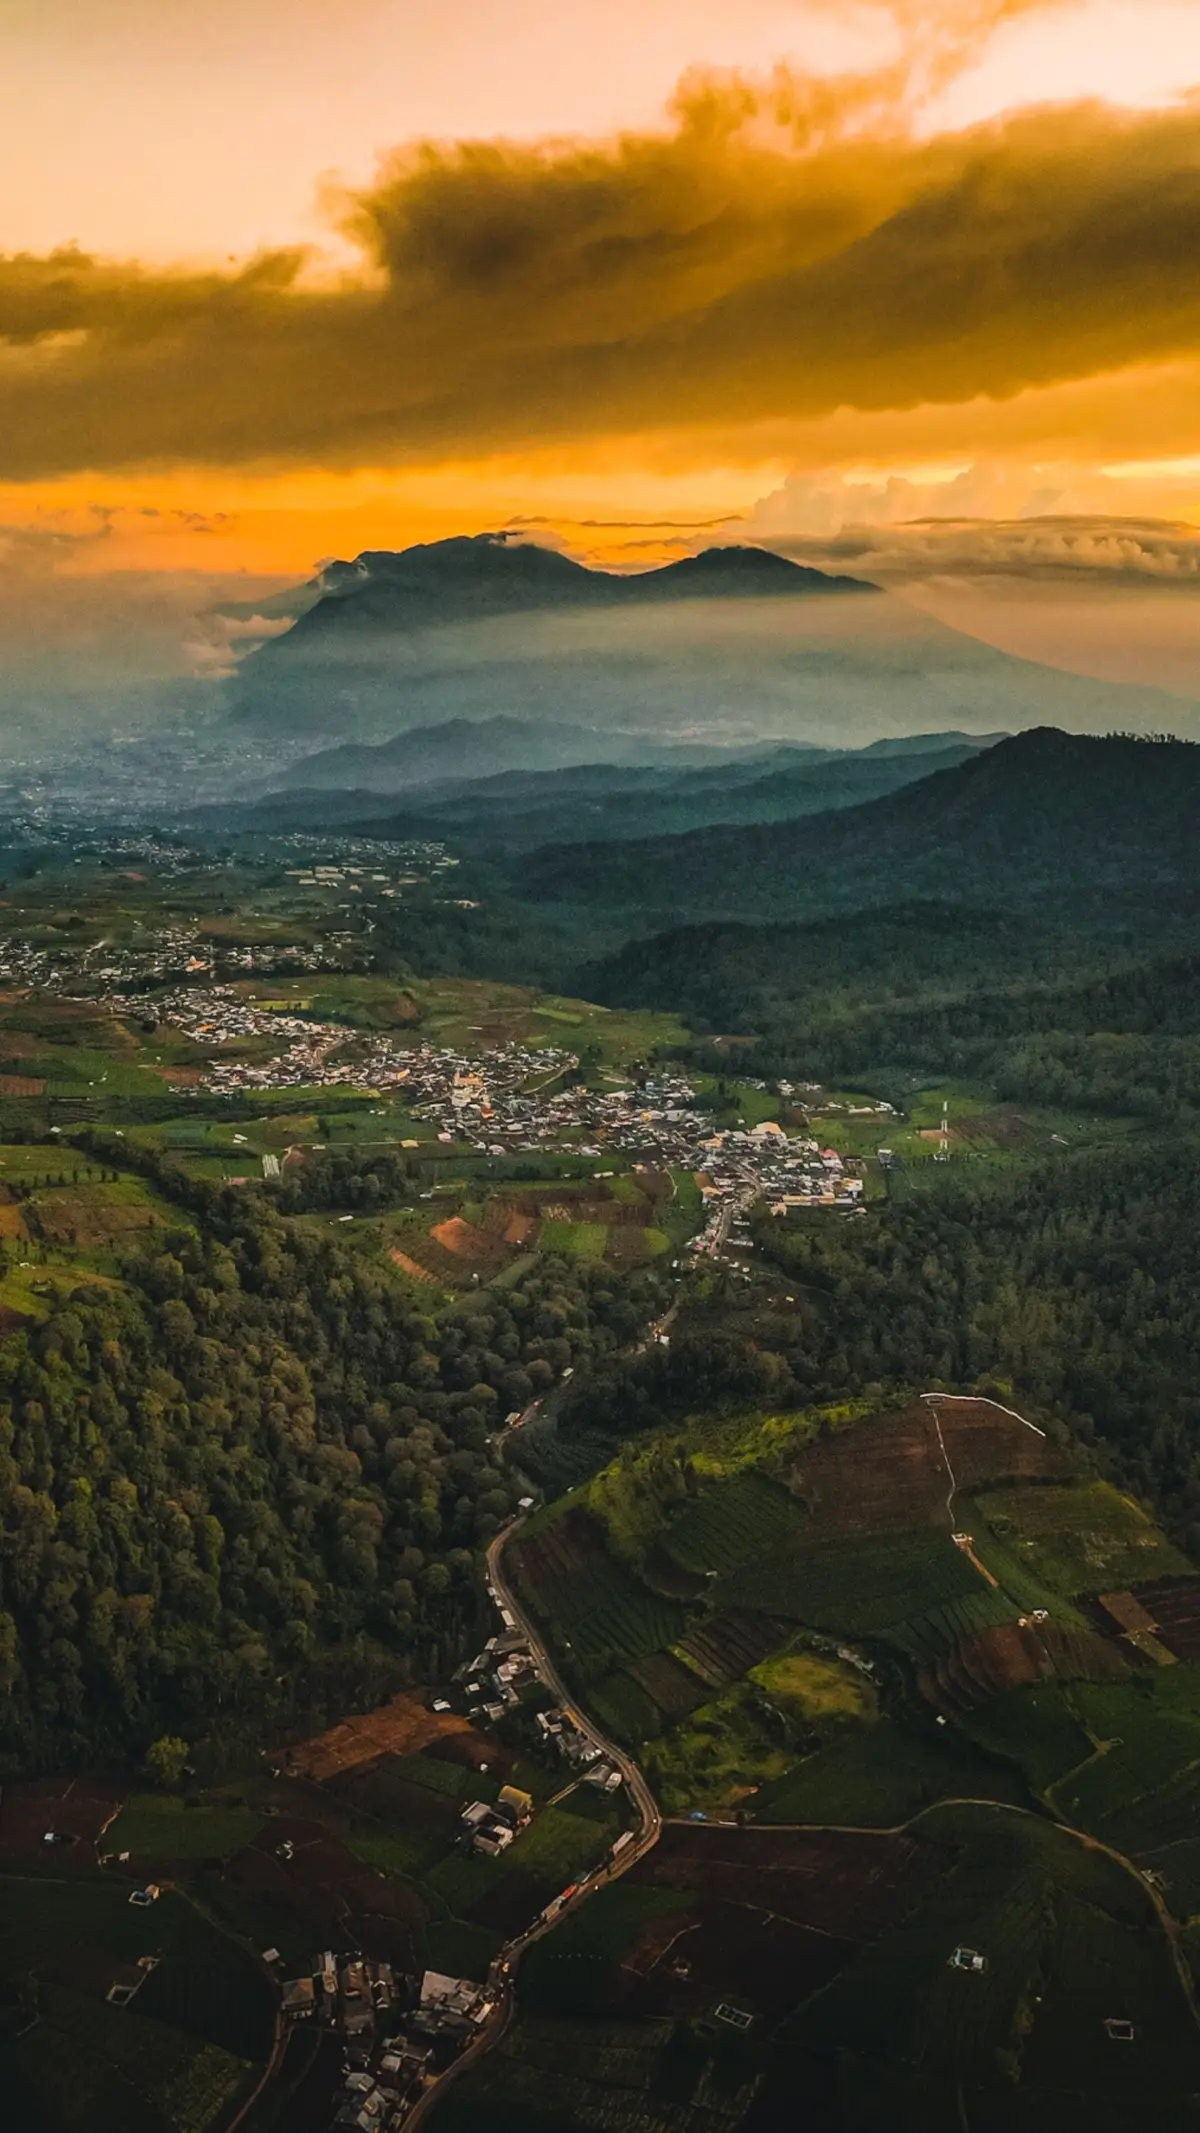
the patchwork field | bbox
[0,1874,272,2133]
[509,1508,689,1671]
[378,1173,684,1287]
[782,1395,1070,1539]
[970,1480,1190,1597]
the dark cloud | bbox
[3,61,1200,475]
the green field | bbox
[537,1219,608,1262]
[643,1651,876,1814]
[429,2013,759,2133]
[971,1481,1190,1598]
[1051,1674,1200,1836]
[755,1716,1026,1825]
[104,1796,263,1861]
[0,1873,272,2133]
[660,1471,808,1577]
[719,1528,985,1636]
[959,1682,1097,1794]
[792,1805,1200,2105]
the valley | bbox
[3,722,1200,2133]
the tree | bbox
[145,1734,188,1787]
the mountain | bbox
[518,729,1200,927]
[332,739,993,850]
[276,718,1009,800]
[226,534,1195,750]
[192,733,1001,845]
[270,714,801,796]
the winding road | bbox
[401,1514,662,2128]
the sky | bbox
[4,0,1200,707]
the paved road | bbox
[401,1516,662,2127]
[486,1514,664,1932]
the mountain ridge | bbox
[517,727,1200,923]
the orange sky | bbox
[4,0,1200,695]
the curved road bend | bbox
[403,1516,662,2128]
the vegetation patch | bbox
[970,1481,1190,1599]
[719,1529,984,1637]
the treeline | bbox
[546,1142,1200,1548]
[0,1144,667,1771]
[273,1146,413,1213]
[584,905,1200,1124]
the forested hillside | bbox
[0,1147,664,1771]
[585,909,1200,1119]
[542,1141,1200,1535]
[522,729,1200,921]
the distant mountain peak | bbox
[308,534,880,601]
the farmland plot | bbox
[917,1619,1130,1714]
[782,1397,1068,1541]
[719,1530,983,1638]
[431,2014,761,2133]
[970,1482,1189,1600]
[1131,1576,1200,1661]
[790,1807,1200,2103]
[661,1473,807,1577]
[510,1509,687,1666]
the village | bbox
[269,1601,634,2133]
[62,978,870,1235]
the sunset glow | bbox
[4,0,1200,692]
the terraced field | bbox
[509,1509,688,1667]
[661,1472,807,1576]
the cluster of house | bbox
[460,1783,534,1855]
[0,920,347,997]
[279,1950,498,2129]
[280,1949,397,2036]
[533,1704,622,1788]
[456,1626,542,1720]
[281,850,461,901]
[268,831,452,874]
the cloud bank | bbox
[3,14,1200,480]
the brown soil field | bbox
[389,1246,439,1285]
[0,1073,45,1095]
[625,1650,711,1721]
[228,1814,428,1966]
[610,1824,940,2018]
[957,1111,1035,1148]
[423,1730,515,1780]
[36,1192,163,1247]
[932,1396,1073,1492]
[509,1507,609,1600]
[675,1612,789,1692]
[283,1690,470,1781]
[639,1824,937,1943]
[920,1620,1130,1713]
[431,1216,505,1263]
[503,1210,535,1246]
[0,1774,123,1862]
[785,1397,1069,1539]
[329,1764,458,1832]
[157,1065,203,1086]
[1128,1577,1200,1660]
[620,1896,853,2019]
[0,1203,26,1237]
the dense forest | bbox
[546,1140,1200,1545]
[583,903,1200,1122]
[518,730,1200,922]
[0,1146,667,1771]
